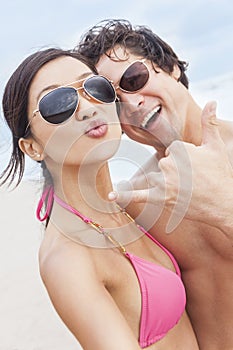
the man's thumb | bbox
[201,101,219,145]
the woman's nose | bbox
[75,92,97,121]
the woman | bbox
[1,48,199,349]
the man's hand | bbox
[109,101,233,234]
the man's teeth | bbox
[141,105,161,128]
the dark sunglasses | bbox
[116,60,150,93]
[24,75,116,135]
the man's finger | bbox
[201,101,222,146]
[108,189,154,205]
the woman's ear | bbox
[18,137,44,161]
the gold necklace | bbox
[53,192,139,254]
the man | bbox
[75,19,233,350]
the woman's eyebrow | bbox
[36,84,60,102]
[36,72,94,101]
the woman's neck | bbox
[51,161,116,216]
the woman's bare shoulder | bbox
[38,222,95,285]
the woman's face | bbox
[27,56,121,167]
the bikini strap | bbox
[53,194,126,254]
[36,186,54,222]
[53,193,93,224]
[36,187,126,254]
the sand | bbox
[0,181,82,350]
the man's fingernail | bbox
[209,101,217,115]
[108,191,118,201]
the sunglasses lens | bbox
[39,87,78,124]
[119,61,149,92]
[84,76,116,103]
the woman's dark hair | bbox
[75,19,189,88]
[1,48,96,187]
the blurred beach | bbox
[0,181,81,350]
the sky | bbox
[1,0,233,88]
[0,0,233,178]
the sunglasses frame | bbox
[24,75,116,136]
[115,59,150,94]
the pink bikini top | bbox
[126,227,186,347]
[37,187,186,348]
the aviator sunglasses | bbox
[24,75,116,135]
[116,59,150,93]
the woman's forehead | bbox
[30,57,91,97]
[37,56,91,83]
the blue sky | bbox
[1,0,233,86]
[1,0,233,137]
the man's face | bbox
[96,46,190,152]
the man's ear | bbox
[18,137,44,161]
[172,64,181,81]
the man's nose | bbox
[119,91,145,110]
[118,92,145,120]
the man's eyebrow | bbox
[36,72,94,102]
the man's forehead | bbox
[105,46,130,62]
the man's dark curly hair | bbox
[75,19,189,88]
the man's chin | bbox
[122,127,156,147]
